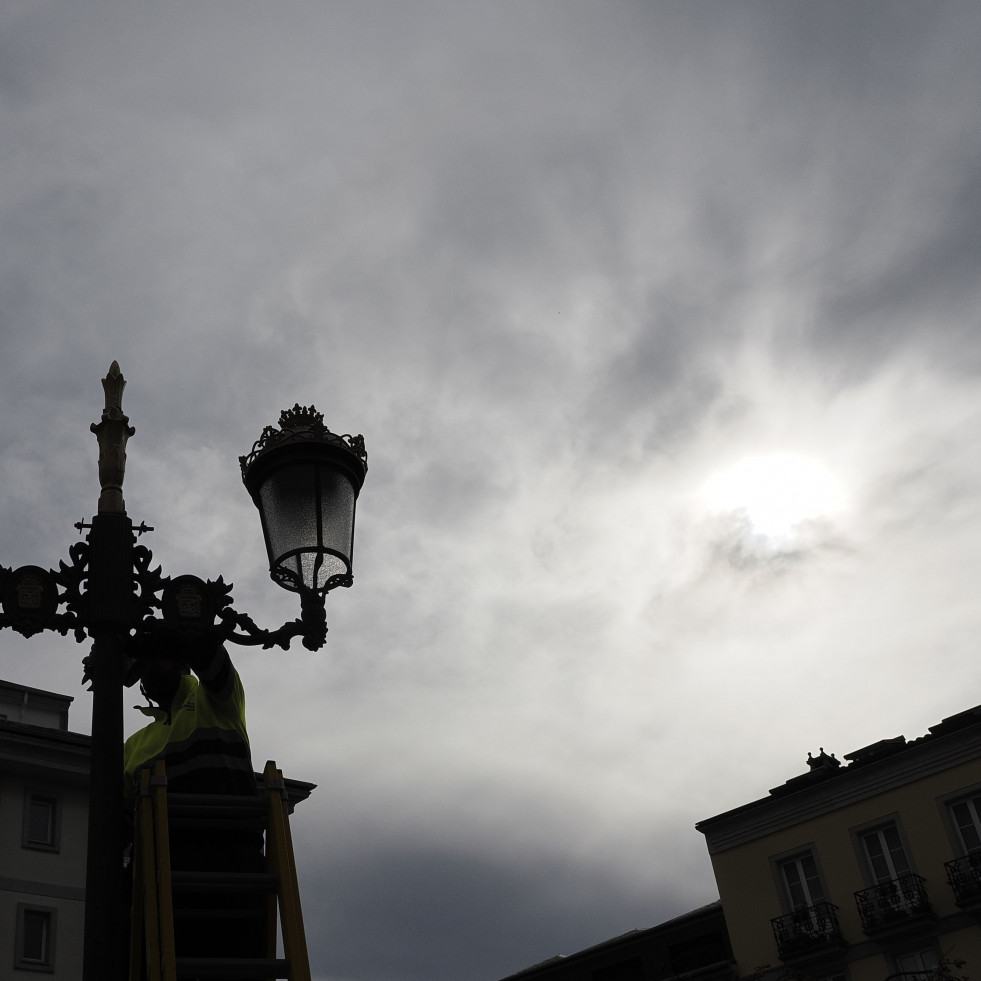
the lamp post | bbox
[0,362,367,980]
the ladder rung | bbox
[167,792,266,807]
[168,797,267,817]
[171,871,279,892]
[168,811,266,832]
[175,957,290,979]
[173,907,266,921]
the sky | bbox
[2,3,981,979]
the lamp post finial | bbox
[91,361,135,514]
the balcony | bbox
[854,874,933,936]
[945,854,981,908]
[771,902,845,961]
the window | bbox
[22,794,59,852]
[775,851,838,947]
[772,850,843,959]
[781,852,825,909]
[15,904,56,972]
[950,794,981,854]
[855,822,929,932]
[895,947,939,981]
[862,823,911,883]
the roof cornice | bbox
[697,721,981,854]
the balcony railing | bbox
[771,902,844,961]
[945,854,981,907]
[854,874,932,935]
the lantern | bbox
[240,405,367,596]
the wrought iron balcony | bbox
[945,854,981,907]
[771,902,844,961]
[854,874,932,935]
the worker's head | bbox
[138,658,187,708]
[121,627,195,707]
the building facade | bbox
[696,706,981,981]
[0,680,89,977]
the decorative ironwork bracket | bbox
[0,540,90,641]
[0,533,329,654]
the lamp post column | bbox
[82,363,135,981]
[82,609,128,980]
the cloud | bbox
[3,4,981,980]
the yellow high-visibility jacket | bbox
[123,648,255,799]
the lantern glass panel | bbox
[258,462,357,593]
[319,465,356,561]
[259,464,313,570]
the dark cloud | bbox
[820,162,981,370]
[300,835,694,981]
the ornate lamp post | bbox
[0,363,367,980]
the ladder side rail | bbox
[263,761,312,981]
[261,772,280,961]
[151,759,178,981]
[276,765,311,981]
[130,766,156,981]
[263,761,287,963]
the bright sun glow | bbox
[703,453,844,539]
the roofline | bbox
[696,705,981,852]
[0,718,90,746]
[496,901,725,980]
[0,679,74,704]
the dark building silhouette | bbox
[497,902,734,981]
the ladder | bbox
[129,758,312,981]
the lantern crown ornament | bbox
[239,404,367,598]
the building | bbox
[0,679,89,977]
[696,705,981,981]
[497,902,735,981]
[501,704,981,981]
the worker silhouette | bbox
[123,630,255,800]
[122,629,264,962]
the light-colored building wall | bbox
[0,682,89,979]
[0,680,72,730]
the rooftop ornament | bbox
[806,748,841,771]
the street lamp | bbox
[240,403,367,649]
[0,362,366,980]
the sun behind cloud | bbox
[702,453,845,541]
